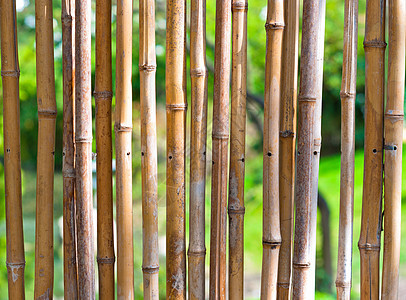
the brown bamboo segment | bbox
[358,0,386,299]
[381,0,405,298]
[139,0,159,298]
[228,1,248,299]
[336,0,358,298]
[188,0,208,298]
[1,0,26,298]
[34,0,57,297]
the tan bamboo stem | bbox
[260,0,284,298]
[75,0,95,297]
[358,0,385,299]
[188,0,208,298]
[228,0,247,299]
[277,0,299,297]
[34,0,57,297]
[381,0,405,298]
[335,0,358,298]
[95,0,114,297]
[139,0,159,298]
[1,0,26,298]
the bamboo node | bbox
[363,40,386,49]
[292,262,311,269]
[62,169,76,178]
[263,239,282,249]
[190,68,208,77]
[6,261,26,268]
[93,90,113,100]
[228,207,245,215]
[232,1,248,11]
[212,133,229,140]
[166,103,188,111]
[280,130,295,138]
[384,144,397,151]
[114,123,133,132]
[61,14,73,25]
[358,242,380,251]
[1,70,20,78]
[38,110,57,119]
[298,95,317,103]
[187,249,206,257]
[335,280,351,288]
[139,64,156,72]
[340,91,356,99]
[97,256,115,264]
[277,282,290,289]
[265,22,285,31]
[142,265,160,274]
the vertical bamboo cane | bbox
[1,0,26,298]
[228,0,248,299]
[209,0,231,299]
[335,0,358,298]
[95,0,114,297]
[139,0,159,298]
[34,0,57,297]
[358,0,385,299]
[381,0,405,298]
[260,0,284,298]
[188,0,208,298]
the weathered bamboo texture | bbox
[75,0,95,297]
[381,1,405,299]
[62,0,78,297]
[188,0,208,298]
[209,0,231,299]
[276,0,299,297]
[335,0,358,298]
[139,0,159,298]
[260,0,284,299]
[358,0,385,299]
[34,0,57,297]
[1,1,26,298]
[95,0,114,298]
[228,0,248,299]
[115,0,134,297]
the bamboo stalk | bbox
[115,0,134,297]
[139,0,159,298]
[228,0,248,299]
[188,0,208,298]
[358,0,386,299]
[34,0,57,297]
[95,0,114,297]
[1,0,26,298]
[335,0,358,298]
[381,0,405,298]
[75,0,95,297]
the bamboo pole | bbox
[95,0,114,297]
[188,0,208,298]
[277,0,299,297]
[34,0,57,297]
[1,0,26,298]
[75,0,95,297]
[381,0,405,298]
[228,0,248,299]
[260,0,284,298]
[139,0,159,298]
[209,0,231,299]
[335,0,358,298]
[358,0,386,299]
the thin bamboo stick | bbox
[381,0,405,298]
[139,0,159,298]
[1,0,26,298]
[95,0,114,297]
[34,0,57,297]
[335,0,358,298]
[188,0,208,298]
[228,0,248,299]
[358,0,386,298]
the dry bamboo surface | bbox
[209,0,231,299]
[34,0,57,297]
[1,0,26,298]
[115,0,134,297]
[381,0,405,298]
[277,0,299,297]
[139,0,159,298]
[336,0,358,298]
[188,0,208,298]
[95,0,115,298]
[358,0,386,299]
[228,0,248,299]
[260,0,284,298]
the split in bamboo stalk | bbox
[34,0,57,297]
[1,0,26,298]
[335,0,358,298]
[188,0,208,298]
[358,0,386,298]
[139,0,159,298]
[95,0,115,298]
[381,1,405,298]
